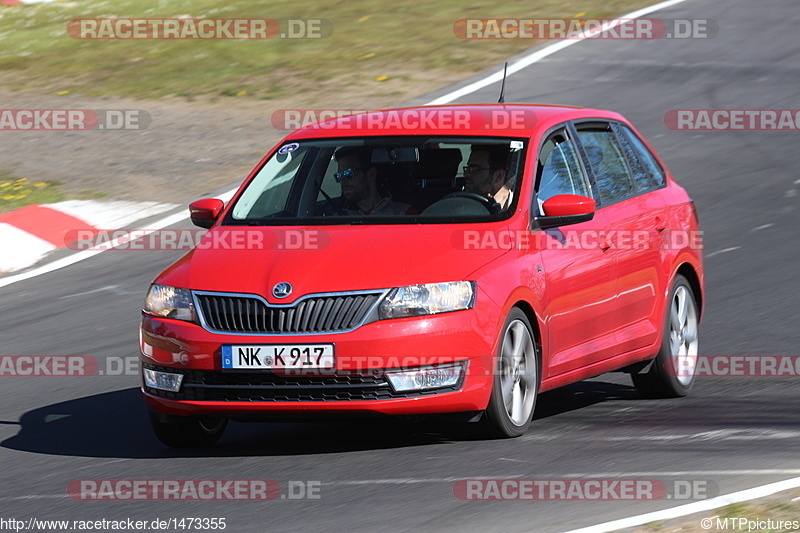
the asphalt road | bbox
[2,0,800,531]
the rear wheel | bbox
[632,274,699,398]
[481,308,539,438]
[148,410,227,448]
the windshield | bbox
[225,136,527,225]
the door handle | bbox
[654,217,667,232]
[599,239,613,251]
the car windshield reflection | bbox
[225,137,526,225]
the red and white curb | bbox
[0,200,177,273]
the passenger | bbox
[463,144,513,210]
[334,147,416,215]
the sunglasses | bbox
[333,167,367,183]
[462,165,491,175]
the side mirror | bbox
[534,194,595,229]
[189,198,224,229]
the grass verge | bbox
[0,173,65,214]
[0,172,107,214]
[2,0,655,100]
[628,491,800,532]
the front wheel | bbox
[148,410,228,448]
[632,274,699,398]
[481,308,539,438]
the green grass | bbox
[1,0,653,100]
[719,503,750,517]
[0,172,108,214]
[0,173,66,214]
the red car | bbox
[140,104,703,447]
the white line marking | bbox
[748,223,774,233]
[216,189,237,203]
[427,0,694,105]
[328,476,523,486]
[562,476,800,533]
[328,472,800,485]
[706,246,741,258]
[58,285,137,299]
[2,495,67,501]
[559,470,800,477]
[326,470,800,484]
[601,428,800,441]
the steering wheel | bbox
[439,192,499,213]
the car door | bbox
[613,122,671,351]
[573,121,667,354]
[534,126,619,377]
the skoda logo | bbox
[272,282,293,299]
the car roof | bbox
[283,103,628,140]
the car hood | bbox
[155,224,512,303]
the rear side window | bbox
[536,130,590,214]
[575,126,634,205]
[615,123,665,192]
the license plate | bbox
[221,344,334,369]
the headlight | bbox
[378,281,475,320]
[143,284,196,322]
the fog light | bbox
[143,368,183,392]
[385,362,465,392]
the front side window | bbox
[226,137,527,225]
[575,125,634,205]
[535,129,591,214]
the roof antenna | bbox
[498,62,508,104]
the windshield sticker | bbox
[510,141,524,150]
[278,143,300,154]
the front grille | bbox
[195,291,383,334]
[143,364,460,402]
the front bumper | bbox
[140,301,500,417]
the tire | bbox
[632,274,699,398]
[481,308,539,438]
[148,410,227,448]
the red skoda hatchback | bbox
[140,105,703,447]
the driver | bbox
[463,144,513,210]
[334,147,416,215]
